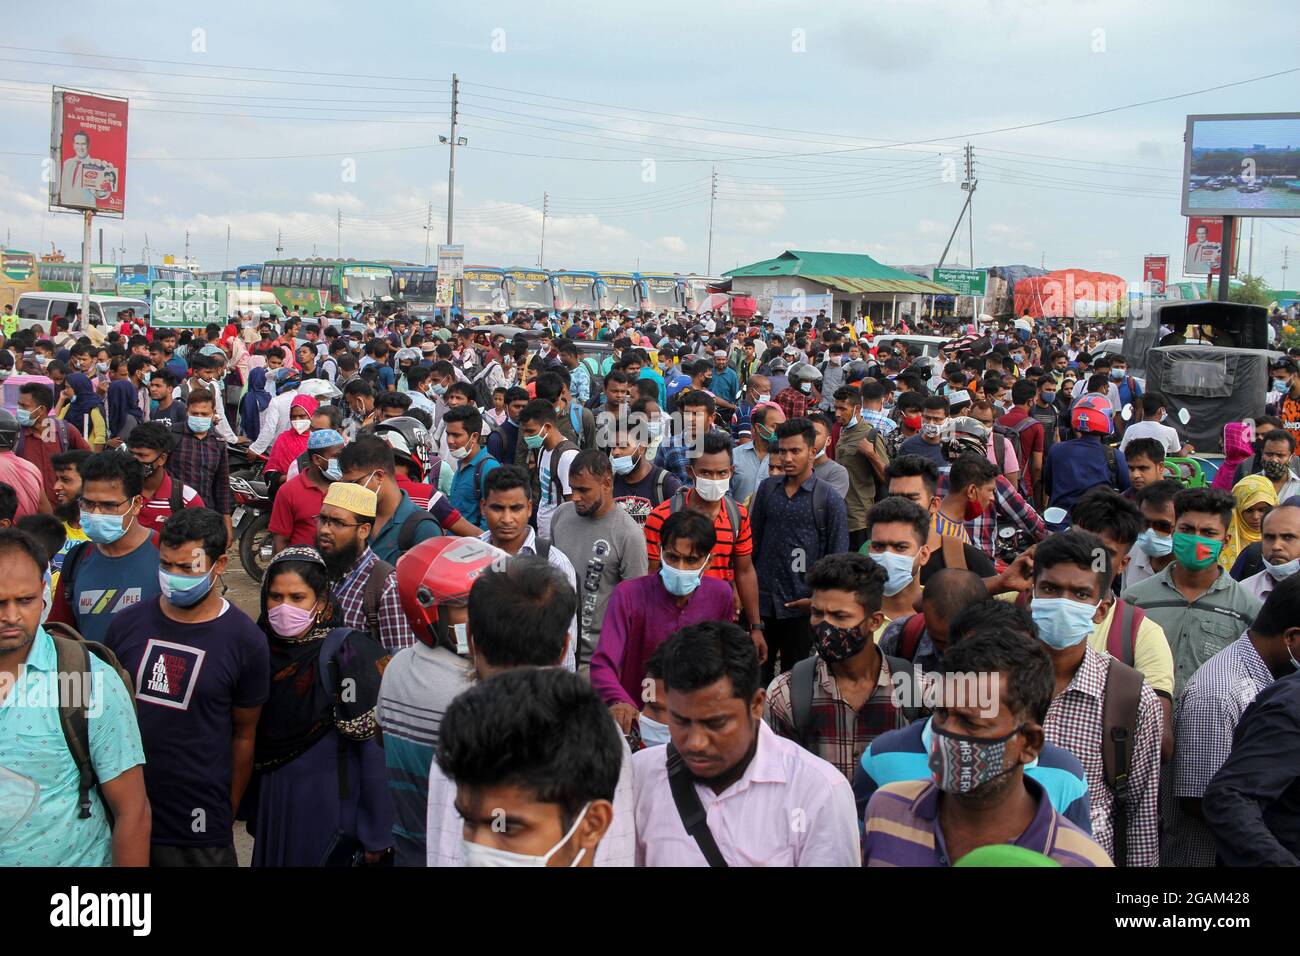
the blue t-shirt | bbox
[375,364,397,391]
[1045,438,1131,511]
[898,434,949,469]
[102,598,270,848]
[450,448,501,530]
[62,537,162,645]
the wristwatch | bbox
[749,622,765,632]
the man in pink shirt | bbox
[0,409,52,518]
[632,621,860,866]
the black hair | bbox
[186,386,216,410]
[467,558,576,668]
[19,382,54,412]
[948,452,999,494]
[833,384,862,405]
[442,403,484,439]
[445,381,477,404]
[806,552,886,616]
[520,398,557,426]
[483,464,531,499]
[698,431,733,461]
[0,482,16,524]
[1265,430,1298,453]
[124,420,176,455]
[866,496,930,548]
[79,450,144,499]
[774,417,815,448]
[658,620,760,702]
[568,449,612,481]
[375,392,413,413]
[1253,573,1300,640]
[16,513,64,564]
[339,435,397,477]
[313,404,345,429]
[676,389,716,418]
[1136,478,1183,512]
[922,395,949,413]
[1123,437,1165,466]
[1033,529,1110,591]
[1010,379,1037,405]
[1174,487,1235,528]
[0,526,49,576]
[884,454,940,500]
[343,378,374,399]
[1070,487,1144,548]
[896,390,925,412]
[941,628,1054,724]
[658,510,717,557]
[533,371,565,403]
[159,506,228,565]
[1140,393,1165,417]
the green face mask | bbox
[756,424,777,443]
[1172,532,1223,571]
[524,429,547,451]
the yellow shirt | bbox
[1089,602,1175,699]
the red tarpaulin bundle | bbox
[1013,269,1127,320]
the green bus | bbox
[37,261,118,294]
[261,258,394,313]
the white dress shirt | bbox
[1119,419,1183,455]
[632,719,860,866]
[249,390,300,455]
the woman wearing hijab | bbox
[105,378,143,448]
[243,547,392,866]
[1222,474,1279,570]
[239,366,272,443]
[56,371,107,451]
[264,393,319,477]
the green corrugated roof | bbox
[725,250,957,294]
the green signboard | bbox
[931,267,987,296]
[150,280,227,328]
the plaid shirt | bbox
[332,547,417,653]
[1165,634,1273,866]
[765,653,907,782]
[166,429,232,515]
[773,386,812,421]
[1044,645,1162,866]
[937,472,1047,556]
[883,427,913,460]
[858,408,897,437]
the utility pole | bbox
[445,73,461,246]
[424,202,433,265]
[226,224,231,271]
[336,209,341,258]
[184,229,190,264]
[707,165,718,276]
[98,228,103,264]
[538,191,549,267]
[1283,246,1290,290]
[963,143,976,268]
[275,229,283,257]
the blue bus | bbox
[595,272,638,312]
[549,270,599,315]
[460,266,508,321]
[117,263,195,298]
[504,267,553,318]
[235,263,262,286]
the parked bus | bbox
[504,268,553,317]
[460,265,508,321]
[390,264,438,313]
[198,269,237,283]
[37,261,118,295]
[0,249,39,311]
[234,263,263,287]
[261,258,394,313]
[678,274,726,314]
[595,272,637,312]
[117,263,194,298]
[635,272,680,314]
[550,270,599,314]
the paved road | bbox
[223,542,264,867]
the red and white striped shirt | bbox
[137,472,205,533]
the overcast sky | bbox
[2,0,1298,287]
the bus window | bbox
[314,267,327,288]
[289,267,302,286]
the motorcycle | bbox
[227,443,275,582]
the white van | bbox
[226,289,284,321]
[14,292,149,335]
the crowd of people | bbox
[3,300,1300,868]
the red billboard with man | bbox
[50,89,128,217]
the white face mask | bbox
[638,714,671,747]
[290,419,310,434]
[693,476,730,502]
[755,393,771,404]
[461,802,591,868]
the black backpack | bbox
[580,356,606,410]
[469,361,502,408]
[789,651,921,744]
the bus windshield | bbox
[90,268,117,293]
[341,266,392,305]
[462,272,505,312]
[640,278,677,311]
[601,277,636,310]
[684,279,712,311]
[553,276,595,310]
[509,273,551,310]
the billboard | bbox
[435,244,462,309]
[1142,255,1169,295]
[1183,217,1242,278]
[768,293,833,331]
[1182,113,1300,218]
[49,89,128,217]
[931,267,987,296]
[150,280,227,329]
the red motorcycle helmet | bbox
[1070,395,1114,436]
[396,536,503,648]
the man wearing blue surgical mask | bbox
[45,451,161,645]
[862,497,932,641]
[1032,530,1163,866]
[102,505,269,867]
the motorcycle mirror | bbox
[1044,507,1068,525]
[1121,404,1133,422]
[1178,407,1191,425]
